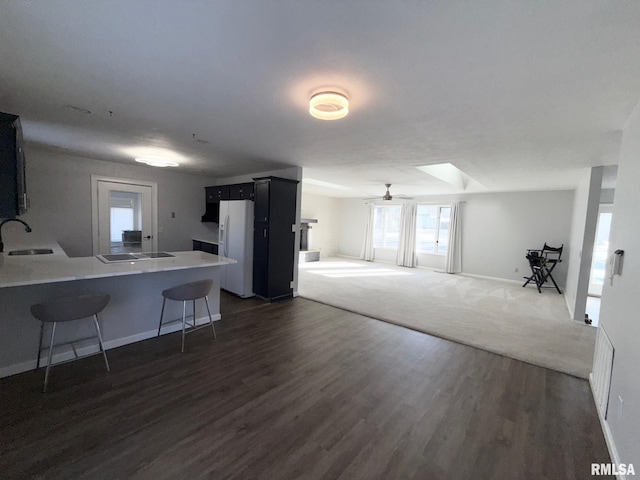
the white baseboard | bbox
[565,294,575,320]
[589,373,625,480]
[335,254,362,260]
[0,314,221,379]
[457,272,525,286]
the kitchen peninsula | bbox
[0,232,235,378]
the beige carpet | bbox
[298,257,596,378]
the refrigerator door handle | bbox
[224,215,230,257]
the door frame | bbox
[91,176,159,255]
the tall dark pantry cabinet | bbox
[253,176,299,301]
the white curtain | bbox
[445,201,462,273]
[396,202,417,267]
[360,203,375,261]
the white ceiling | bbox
[1,1,638,198]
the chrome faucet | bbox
[0,218,32,253]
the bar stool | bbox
[31,293,111,392]
[157,279,216,352]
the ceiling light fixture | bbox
[309,91,349,120]
[135,156,179,167]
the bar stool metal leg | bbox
[43,322,57,393]
[93,314,110,372]
[205,296,216,338]
[181,300,187,353]
[157,297,166,337]
[36,321,44,369]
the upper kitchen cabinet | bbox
[202,182,255,222]
[252,176,298,302]
[228,182,254,200]
[213,185,230,201]
[205,187,218,203]
[0,112,27,219]
[205,183,254,203]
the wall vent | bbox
[592,326,615,418]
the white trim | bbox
[565,294,575,320]
[0,314,220,379]
[590,374,625,480]
[457,272,523,286]
[91,176,159,255]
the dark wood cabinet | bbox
[203,183,255,222]
[202,188,220,222]
[252,176,299,301]
[0,112,27,218]
[193,240,218,255]
[205,187,217,204]
[215,185,230,201]
[228,182,254,200]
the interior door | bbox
[95,180,156,254]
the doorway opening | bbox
[585,205,613,326]
[91,176,158,255]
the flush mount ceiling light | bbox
[309,91,349,120]
[135,156,179,167]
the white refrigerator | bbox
[219,200,254,297]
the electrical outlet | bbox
[171,212,176,218]
[515,267,519,273]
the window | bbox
[416,205,451,255]
[373,205,401,248]
[110,207,134,242]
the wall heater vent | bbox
[592,326,615,419]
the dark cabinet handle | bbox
[144,235,152,239]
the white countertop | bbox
[0,232,235,288]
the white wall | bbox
[598,100,640,468]
[564,167,603,321]
[18,148,218,257]
[600,188,615,204]
[300,192,340,258]
[337,190,574,284]
[337,199,368,258]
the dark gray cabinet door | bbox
[252,177,298,301]
[0,113,26,218]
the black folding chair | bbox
[523,243,563,294]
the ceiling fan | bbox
[382,183,394,201]
[364,184,413,201]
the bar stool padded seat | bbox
[157,279,216,352]
[31,293,111,392]
[31,293,110,323]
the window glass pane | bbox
[416,205,438,252]
[110,207,134,242]
[373,207,384,247]
[374,206,401,248]
[437,207,451,254]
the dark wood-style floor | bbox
[0,293,612,479]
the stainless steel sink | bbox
[8,248,54,256]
